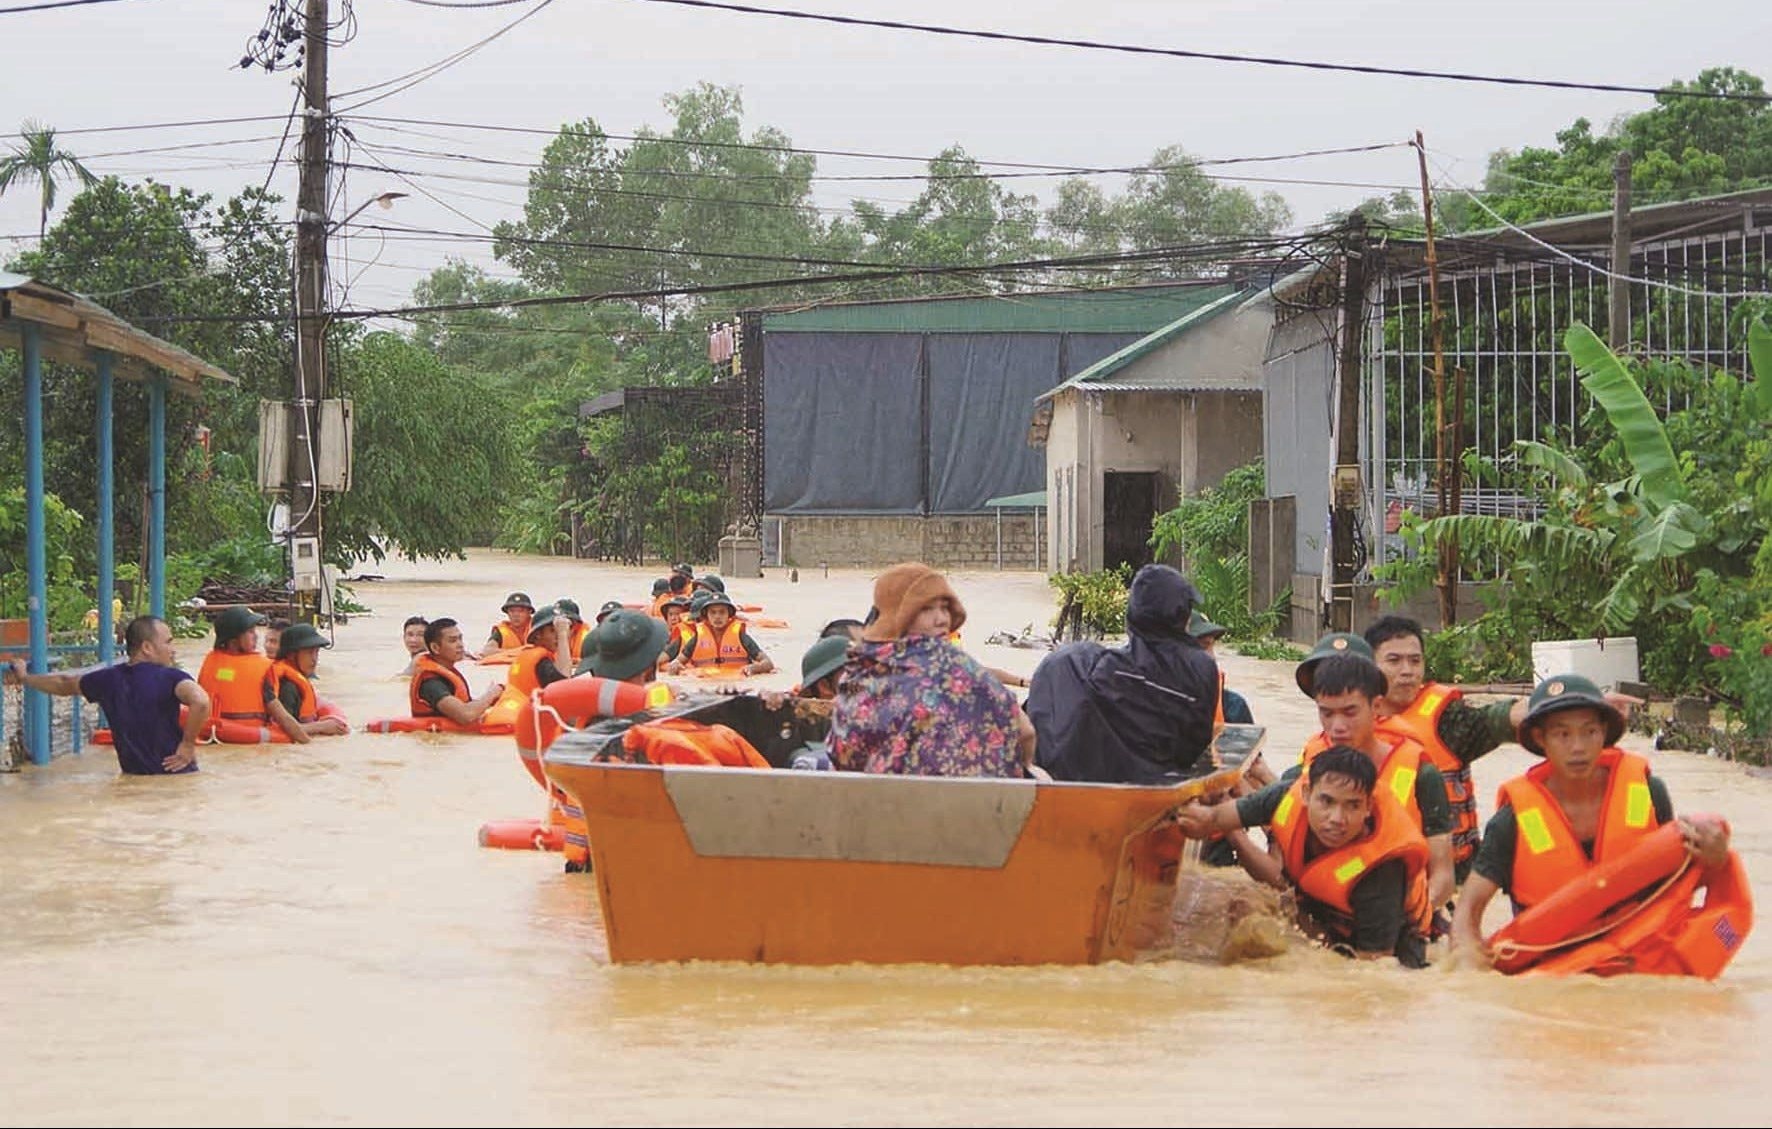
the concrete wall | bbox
[1263,315,1337,583]
[1046,389,1263,572]
[775,513,1042,570]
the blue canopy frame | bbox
[1,273,233,765]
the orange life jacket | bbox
[621,718,769,768]
[503,644,552,699]
[1496,748,1660,909]
[1379,683,1478,864]
[490,621,525,651]
[565,621,591,666]
[197,648,274,722]
[1269,775,1434,941]
[687,621,748,669]
[265,659,318,722]
[1214,670,1226,731]
[650,591,675,619]
[1301,731,1429,833]
[409,653,472,718]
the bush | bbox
[1149,460,1264,569]
[1049,566,1131,637]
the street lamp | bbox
[332,190,408,231]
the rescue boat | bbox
[543,697,1262,966]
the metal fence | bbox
[1362,222,1772,574]
[1,641,106,769]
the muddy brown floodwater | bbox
[2,550,1768,1125]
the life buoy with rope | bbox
[1488,818,1754,979]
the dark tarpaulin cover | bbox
[763,333,924,513]
[764,330,1143,514]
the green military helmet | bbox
[276,622,330,658]
[525,606,558,642]
[1187,609,1228,640]
[576,609,670,681]
[1517,673,1625,756]
[800,635,851,688]
[1295,631,1376,696]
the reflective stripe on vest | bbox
[1378,682,1479,862]
[1497,748,1658,909]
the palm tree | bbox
[0,120,98,238]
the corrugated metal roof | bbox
[1034,289,1250,402]
[758,281,1236,334]
[0,272,234,389]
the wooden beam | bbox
[6,291,82,330]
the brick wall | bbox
[776,514,1044,570]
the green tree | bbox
[0,120,97,237]
[1455,67,1772,228]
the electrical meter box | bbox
[290,536,322,593]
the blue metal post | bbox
[148,374,166,621]
[96,352,115,665]
[22,324,50,765]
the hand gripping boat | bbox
[543,697,1262,966]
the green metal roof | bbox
[1034,289,1248,403]
[758,283,1236,334]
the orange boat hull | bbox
[545,750,1253,966]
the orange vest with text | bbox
[409,654,471,718]
[1379,683,1478,863]
[1269,775,1434,940]
[687,621,748,669]
[265,659,318,722]
[1301,732,1429,833]
[1496,748,1659,909]
[198,649,274,722]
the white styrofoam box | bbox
[1531,637,1641,691]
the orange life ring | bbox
[477,818,566,852]
[1489,817,1755,979]
[364,715,511,735]
[92,700,347,746]
[514,677,667,788]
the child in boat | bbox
[1450,674,1732,969]
[1177,743,1435,966]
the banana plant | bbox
[1410,320,1767,635]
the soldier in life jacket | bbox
[1450,674,1731,969]
[553,600,591,668]
[263,623,349,743]
[1364,615,1642,885]
[1249,640,1459,912]
[1179,743,1435,966]
[411,618,506,724]
[486,592,535,652]
[509,607,572,694]
[665,592,775,676]
[196,606,274,729]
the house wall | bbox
[1044,391,1081,573]
[776,514,1041,570]
[1263,314,1337,583]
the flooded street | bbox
[3,549,1769,1125]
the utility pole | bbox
[1609,151,1633,350]
[1329,223,1367,634]
[1416,131,1459,626]
[289,0,330,624]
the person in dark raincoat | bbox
[1027,564,1218,783]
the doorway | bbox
[1102,471,1158,573]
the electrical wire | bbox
[610,0,1772,104]
[331,0,556,109]
[0,0,141,11]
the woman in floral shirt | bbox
[829,563,1035,777]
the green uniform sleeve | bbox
[1346,857,1409,955]
[1234,779,1290,828]
[277,679,304,718]
[1435,698,1517,765]
[417,674,457,710]
[738,630,764,662]
[1471,806,1518,890]
[1415,762,1454,837]
[663,637,683,661]
[534,658,566,688]
[1648,774,1674,823]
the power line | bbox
[612,0,1772,104]
[0,115,292,140]
[0,0,141,11]
[332,0,557,108]
[393,0,536,6]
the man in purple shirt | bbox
[5,615,211,774]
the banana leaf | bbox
[1417,513,1614,571]
[1751,317,1772,419]
[1626,501,1709,563]
[1565,323,1687,509]
[1512,439,1588,488]
[1598,565,1645,634]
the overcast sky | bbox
[0,0,1762,312]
